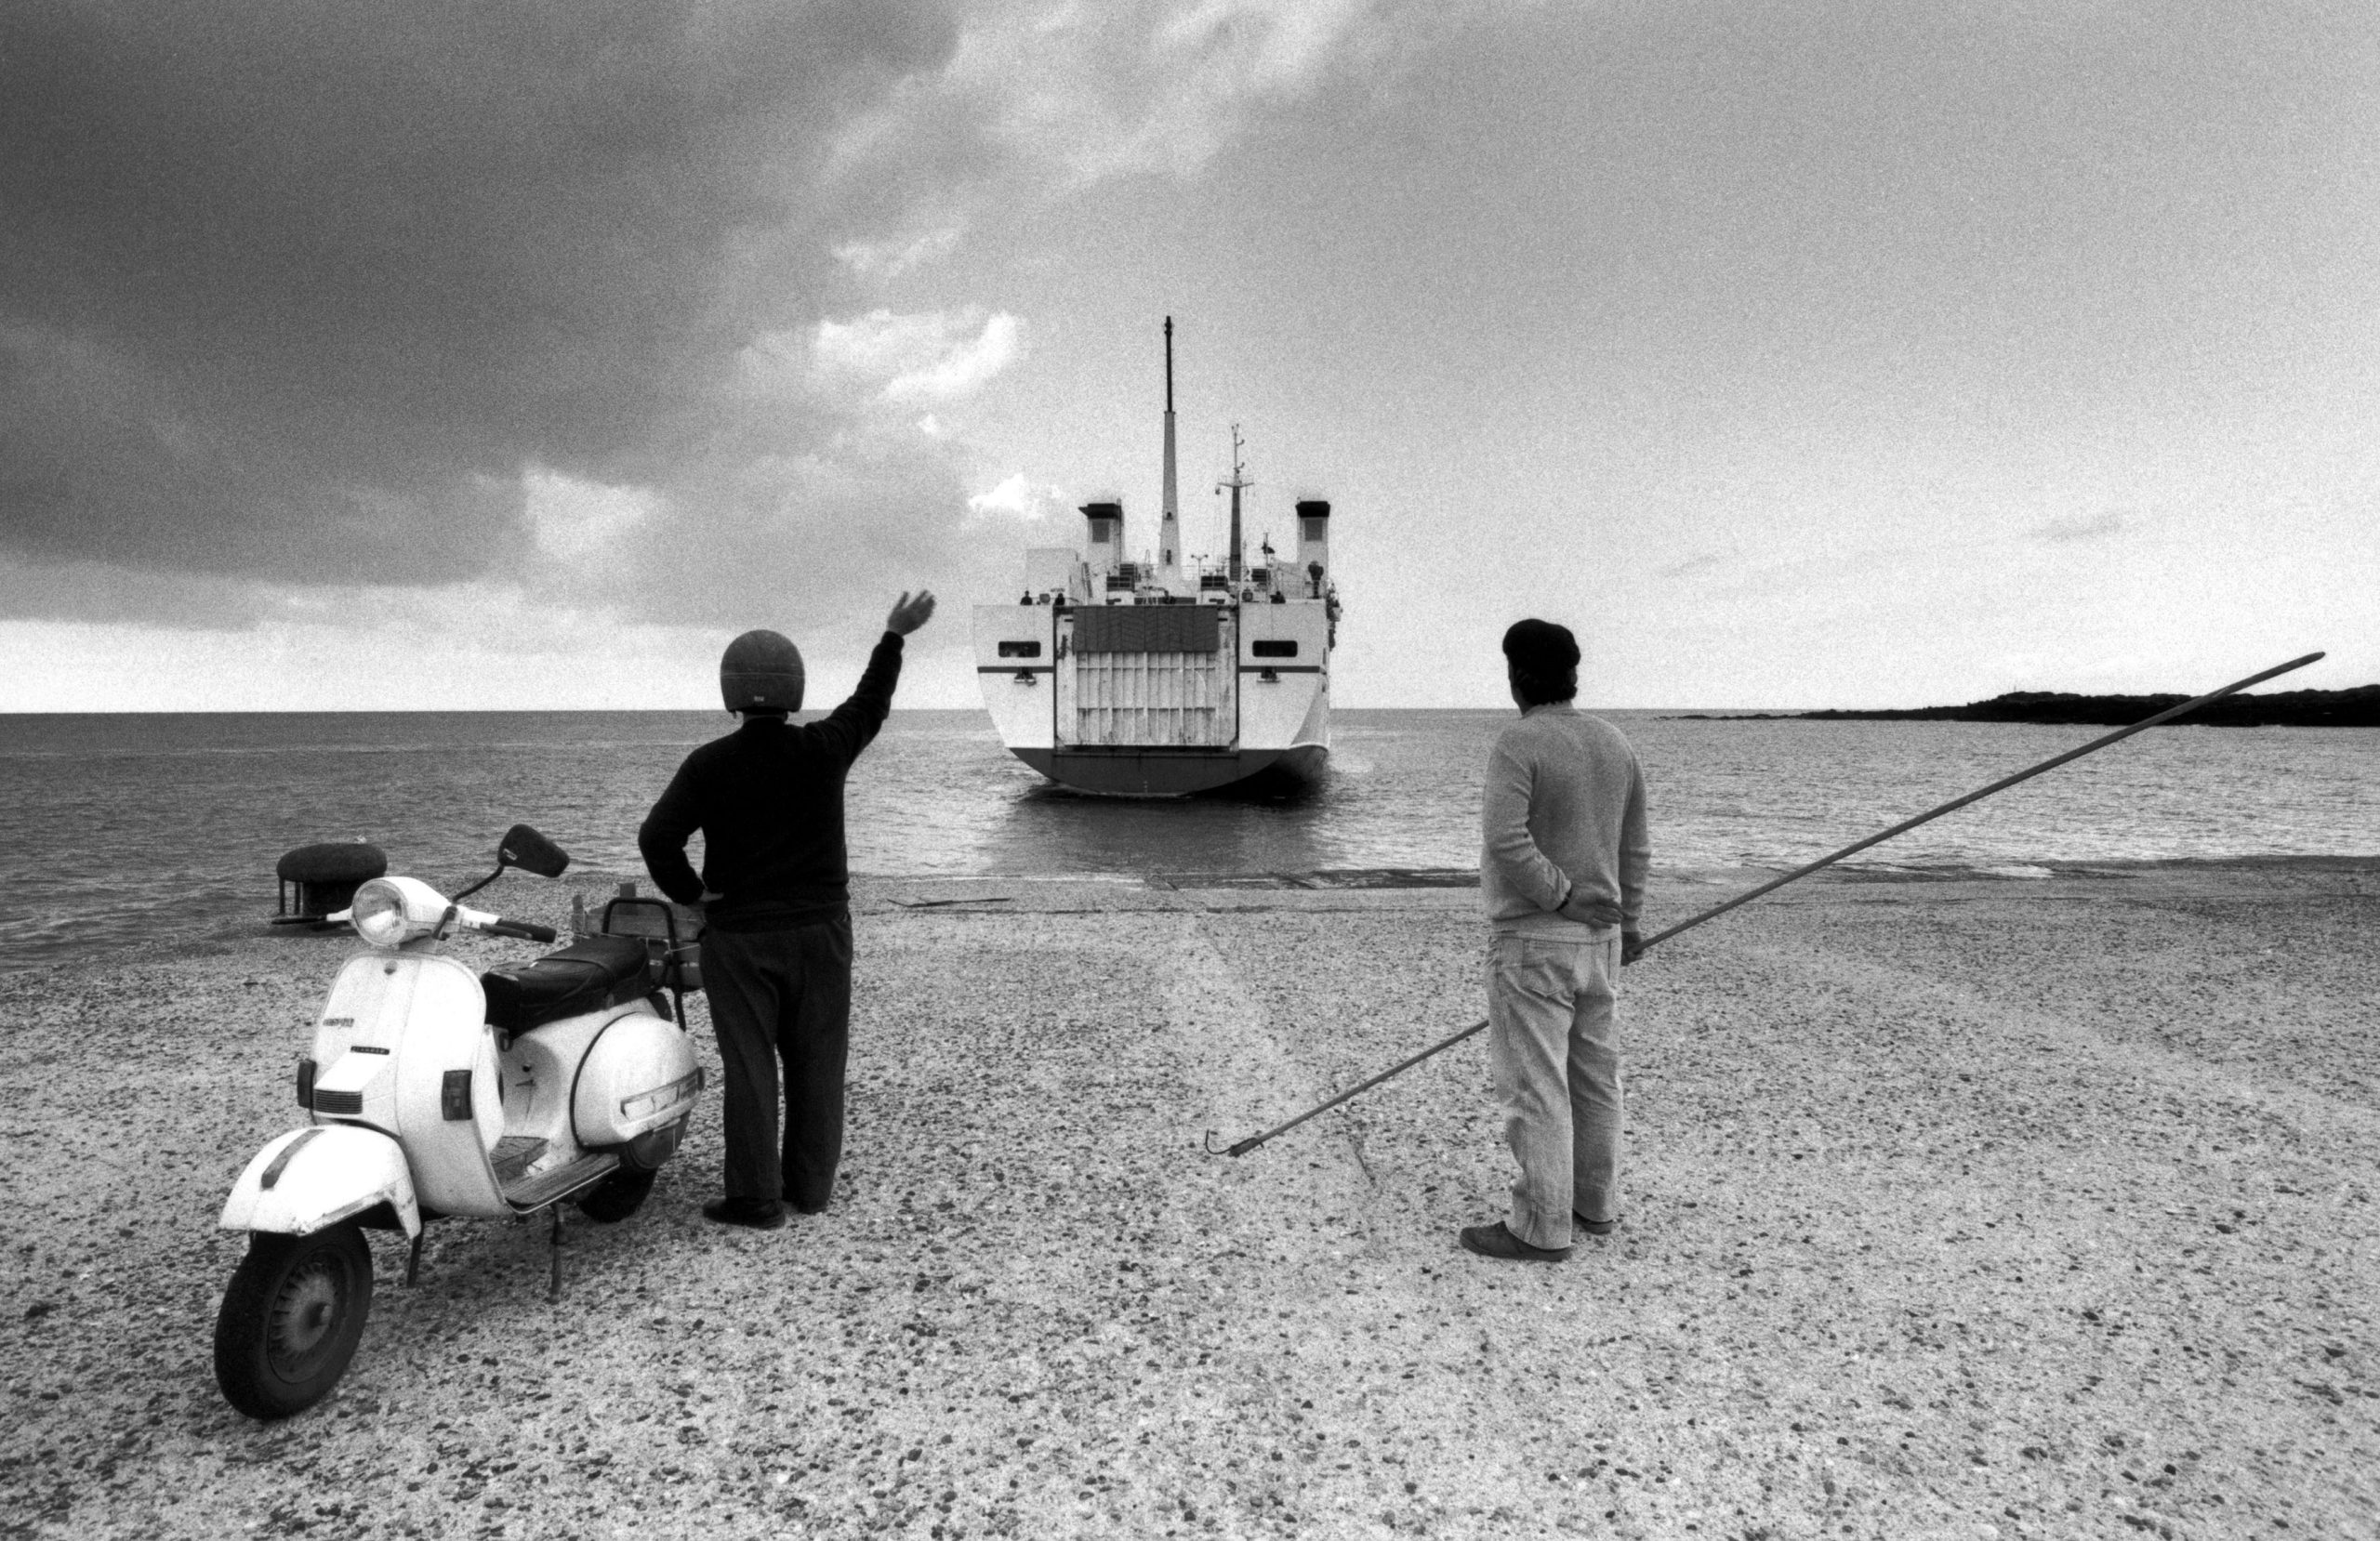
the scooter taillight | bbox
[441,1069,473,1121]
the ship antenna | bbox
[1159,319,1181,585]
[1217,424,1251,586]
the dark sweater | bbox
[638,633,904,931]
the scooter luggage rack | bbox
[599,892,703,1025]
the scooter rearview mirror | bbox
[496,824,571,878]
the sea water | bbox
[1,708,2373,972]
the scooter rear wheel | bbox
[575,1166,658,1223]
[214,1221,374,1419]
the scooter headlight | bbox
[349,879,415,948]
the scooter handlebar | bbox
[452,903,553,943]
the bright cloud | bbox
[526,468,661,563]
[813,309,1026,402]
[959,0,1372,181]
[834,226,967,280]
[827,0,1454,201]
[966,472,1070,522]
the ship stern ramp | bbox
[978,599,1328,796]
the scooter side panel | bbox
[499,1012,609,1151]
[376,955,507,1216]
[312,955,482,1124]
[313,953,399,1069]
[221,1125,420,1238]
[572,1010,703,1147]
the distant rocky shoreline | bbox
[1675,682,2379,728]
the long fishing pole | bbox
[1204,650,2324,1158]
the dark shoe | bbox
[703,1198,788,1231]
[1574,1212,1620,1237]
[1460,1220,1571,1263]
[790,1197,827,1216]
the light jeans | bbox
[1487,930,1622,1250]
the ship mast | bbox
[1158,318,1181,586]
[1219,424,1251,586]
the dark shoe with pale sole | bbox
[1574,1212,1620,1237]
[1459,1220,1571,1262]
[703,1198,789,1231]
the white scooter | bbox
[213,825,705,1420]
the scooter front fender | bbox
[221,1126,421,1240]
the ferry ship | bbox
[972,320,1340,797]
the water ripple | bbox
[1,708,2373,970]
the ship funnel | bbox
[1081,501,1125,578]
[1294,499,1330,599]
[1158,319,1181,586]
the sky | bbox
[2,0,2374,711]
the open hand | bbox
[887,589,937,636]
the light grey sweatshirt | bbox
[1480,704,1650,939]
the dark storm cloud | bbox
[0,0,959,595]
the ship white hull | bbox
[1008,743,1327,797]
[974,599,1331,799]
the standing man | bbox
[1462,618,1651,1262]
[640,591,937,1230]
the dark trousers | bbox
[697,915,853,1209]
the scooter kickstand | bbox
[548,1205,565,1304]
[405,1232,423,1288]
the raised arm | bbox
[808,590,935,770]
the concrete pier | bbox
[5,860,2373,1537]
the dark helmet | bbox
[720,629,804,715]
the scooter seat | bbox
[482,935,654,1034]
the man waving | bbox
[640,591,936,1230]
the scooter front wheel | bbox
[213,1221,374,1419]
